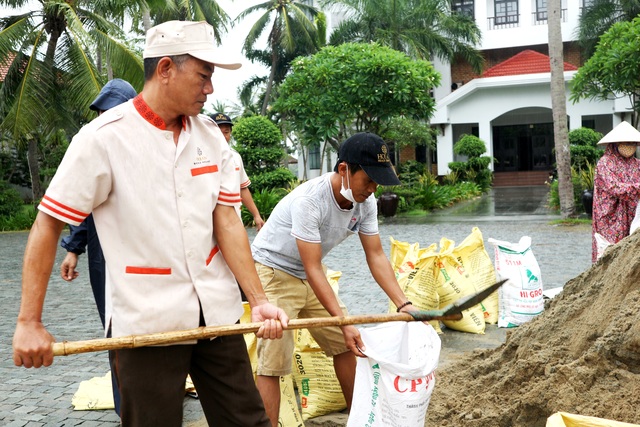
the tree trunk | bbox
[260,53,278,116]
[548,0,575,218]
[143,9,152,32]
[27,138,42,201]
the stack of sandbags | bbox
[389,227,499,334]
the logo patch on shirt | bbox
[193,146,211,166]
[348,216,359,231]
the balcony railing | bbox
[532,8,567,25]
[488,14,520,29]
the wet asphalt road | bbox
[0,186,593,426]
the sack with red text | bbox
[488,236,544,328]
[346,322,441,427]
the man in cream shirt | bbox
[13,20,288,426]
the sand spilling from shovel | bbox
[426,230,640,427]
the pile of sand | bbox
[427,230,640,427]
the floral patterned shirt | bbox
[592,144,640,262]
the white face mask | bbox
[340,165,357,204]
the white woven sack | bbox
[346,322,441,427]
[489,236,544,328]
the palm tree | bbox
[146,0,232,40]
[549,0,575,218]
[321,0,483,73]
[235,0,321,115]
[0,0,144,200]
[577,0,640,57]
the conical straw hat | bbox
[597,121,640,145]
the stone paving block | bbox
[21,413,47,422]
[14,399,41,408]
[12,406,38,414]
[0,403,19,412]
[64,410,87,419]
[31,405,56,416]
[7,391,30,399]
[77,410,107,421]
[97,412,120,422]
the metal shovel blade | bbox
[441,278,508,316]
[407,278,507,322]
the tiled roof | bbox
[482,49,578,78]
[1,52,16,82]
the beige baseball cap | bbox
[143,20,242,70]
[597,121,640,145]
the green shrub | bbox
[396,160,426,188]
[250,168,297,193]
[241,188,287,225]
[448,134,494,191]
[0,181,23,217]
[414,172,449,210]
[0,204,38,231]
[568,127,604,171]
[546,172,585,214]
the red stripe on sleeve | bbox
[39,200,87,223]
[218,191,242,203]
[42,195,90,217]
[125,266,172,275]
[191,165,219,176]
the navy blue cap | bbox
[336,132,401,186]
[90,79,137,112]
[211,112,233,126]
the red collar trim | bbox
[133,94,188,131]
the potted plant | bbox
[579,162,595,218]
[376,186,400,217]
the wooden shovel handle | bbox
[52,311,462,356]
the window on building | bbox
[495,0,518,24]
[309,145,321,170]
[536,0,547,21]
[452,0,474,17]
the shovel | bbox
[52,279,506,357]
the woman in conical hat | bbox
[592,121,640,262]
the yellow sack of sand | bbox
[388,237,441,333]
[436,227,499,334]
[546,411,640,427]
[242,303,305,426]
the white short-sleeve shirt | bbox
[39,96,244,337]
[251,173,379,279]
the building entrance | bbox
[493,123,554,172]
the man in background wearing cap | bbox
[592,121,640,262]
[13,20,288,426]
[58,78,137,417]
[211,112,265,230]
[251,132,421,425]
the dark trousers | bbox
[110,334,270,427]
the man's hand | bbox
[341,325,366,357]
[254,215,265,231]
[60,252,80,281]
[250,302,289,340]
[13,320,55,368]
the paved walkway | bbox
[0,186,593,426]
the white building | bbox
[300,0,629,185]
[429,0,630,186]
